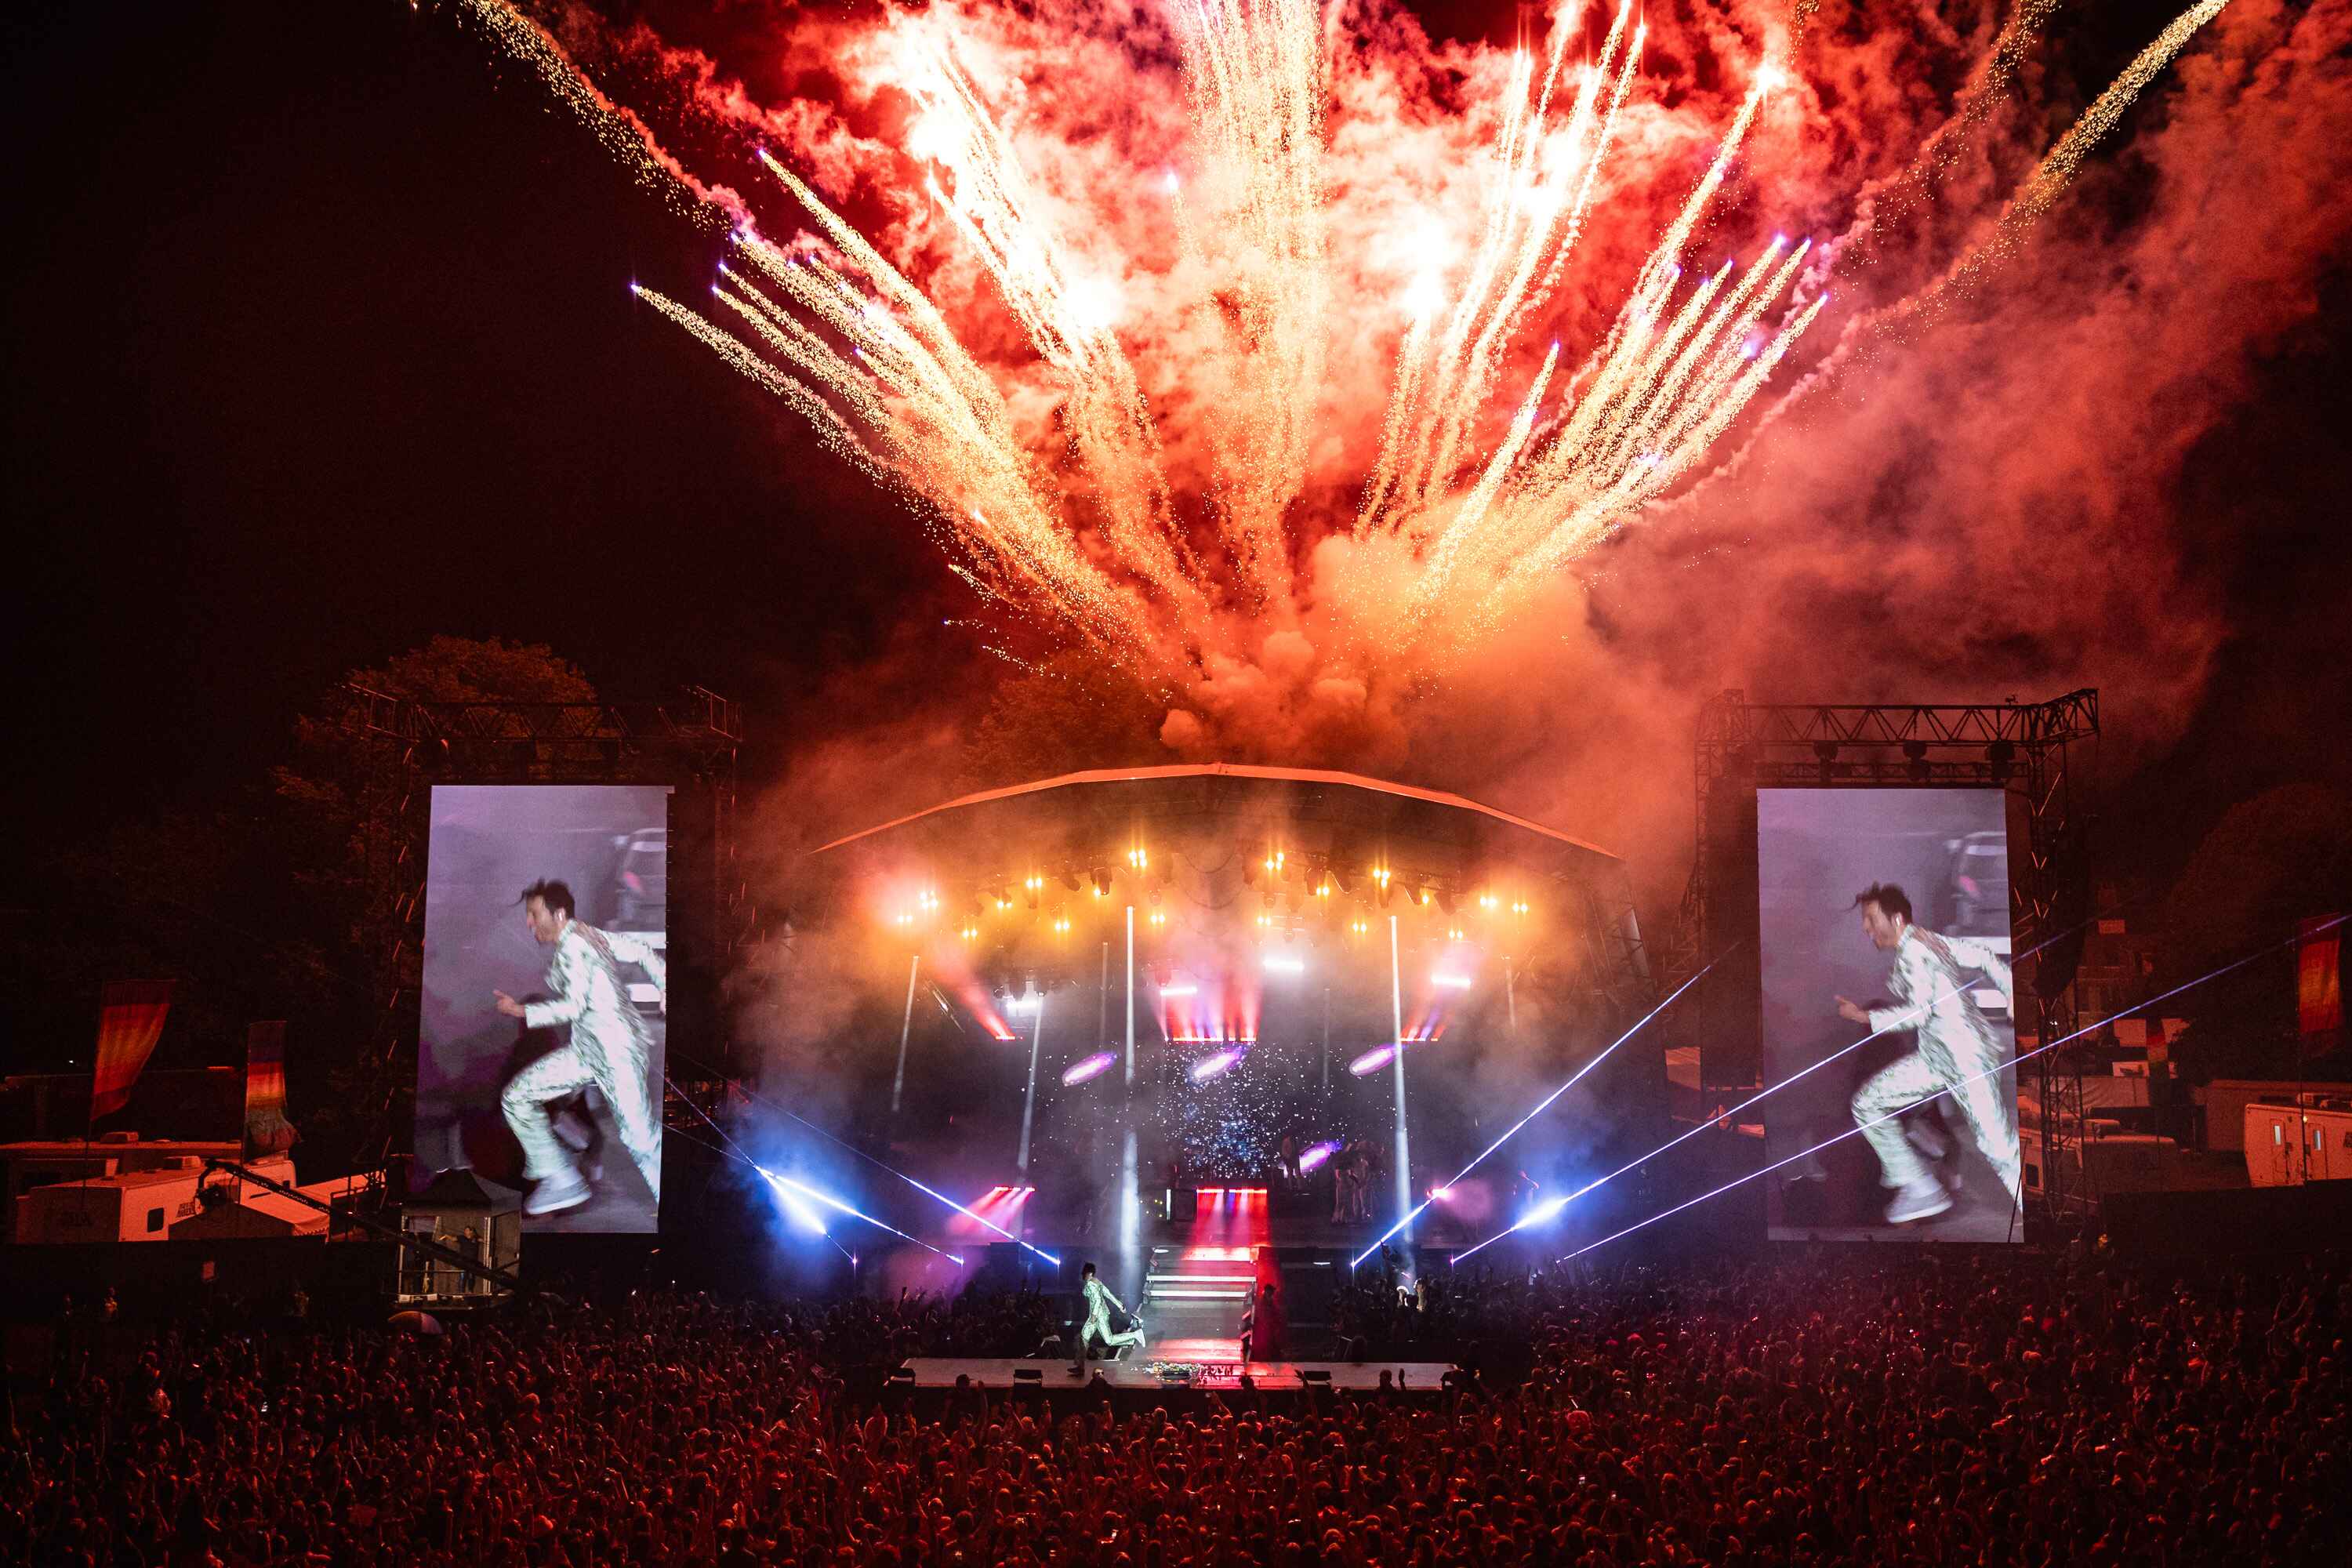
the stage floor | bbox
[898,1355,1454,1394]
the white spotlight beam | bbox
[1458,919,2339,1265]
[1352,960,1717,1268]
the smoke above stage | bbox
[426,0,2352,797]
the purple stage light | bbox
[1061,1051,1117,1087]
[1190,1045,1246,1083]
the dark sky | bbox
[5,0,2347,882]
[6,1,960,826]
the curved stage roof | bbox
[815,763,1618,874]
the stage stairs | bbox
[1138,1243,1258,1345]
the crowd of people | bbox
[7,1249,2345,1566]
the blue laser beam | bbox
[1446,920,2100,1262]
[1350,960,1719,1268]
[673,1056,1061,1267]
[1469,918,2339,1265]
[757,1167,965,1265]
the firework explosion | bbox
[448,0,2237,734]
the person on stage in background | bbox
[1836,882,2020,1225]
[1239,1280,1287,1366]
[1070,1262,1147,1372]
[495,879,665,1217]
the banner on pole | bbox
[90,981,175,1123]
[243,1020,298,1158]
[2299,916,2342,1055]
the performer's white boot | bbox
[1886,1175,1953,1225]
[524,1168,591,1216]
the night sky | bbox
[7,1,2348,894]
[9,2,963,829]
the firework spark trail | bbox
[452,0,742,220]
[1367,3,1640,535]
[1808,0,2061,292]
[1911,0,2237,314]
[728,155,1171,656]
[1170,0,1330,608]
[1755,0,2236,443]
[450,0,2236,699]
[905,35,1203,613]
[633,284,872,465]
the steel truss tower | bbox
[1676,689,2100,1229]
[336,684,746,1182]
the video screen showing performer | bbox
[417,785,672,1232]
[1757,789,2021,1242]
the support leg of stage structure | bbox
[1120,904,1141,1298]
[1017,993,1046,1172]
[1390,915,1412,1242]
[891,953,919,1117]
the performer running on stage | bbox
[1835,882,2020,1224]
[1070,1261,1147,1370]
[494,879,665,1216]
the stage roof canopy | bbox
[804,764,1653,1014]
[815,763,1621,884]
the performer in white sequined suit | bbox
[495,879,665,1216]
[1070,1261,1146,1370]
[1835,883,2020,1225]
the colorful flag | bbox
[243,1020,297,1157]
[2299,916,2342,1055]
[90,981,175,1123]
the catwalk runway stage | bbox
[889,1354,1457,1414]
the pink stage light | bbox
[1061,1051,1118,1087]
[1190,1045,1246,1083]
[1298,1141,1340,1172]
[1348,1044,1397,1076]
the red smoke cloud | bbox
[474,0,2352,893]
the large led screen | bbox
[419,785,672,1232]
[1757,789,2020,1242]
